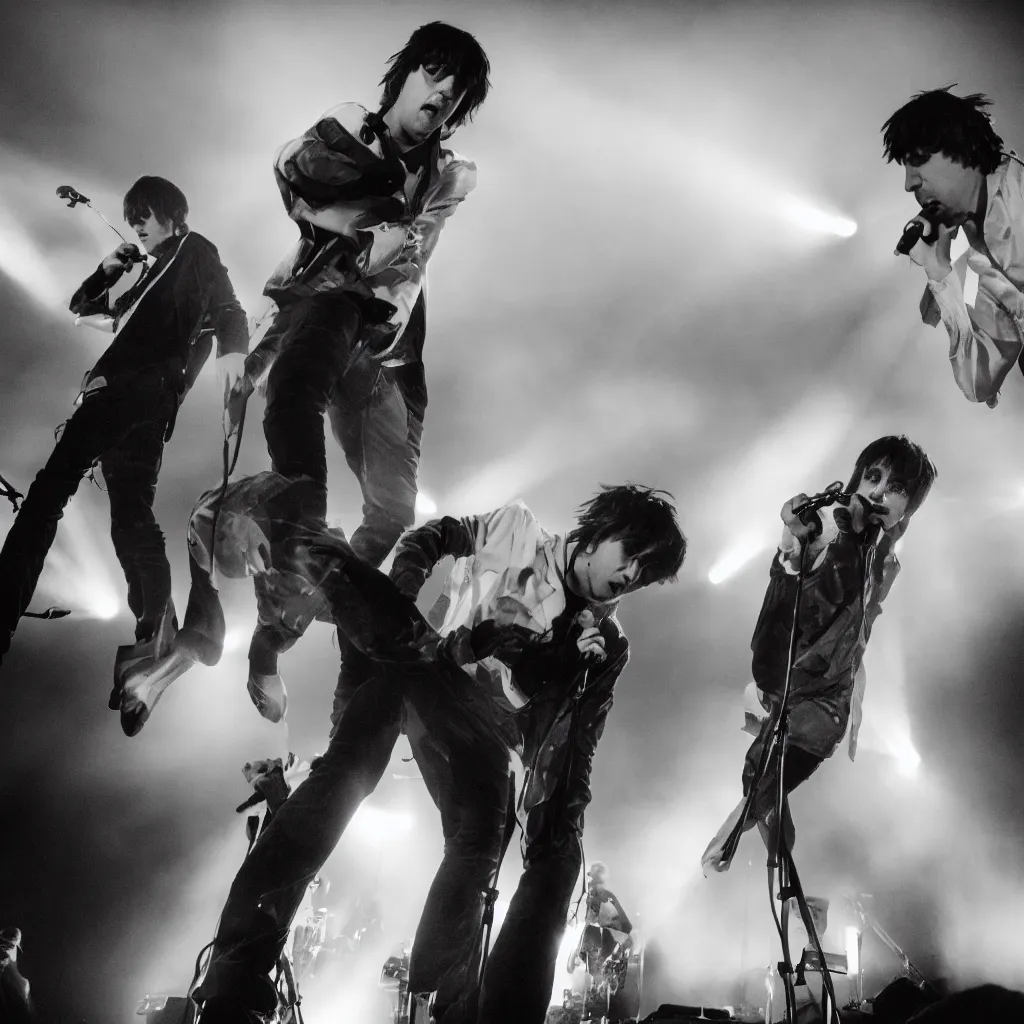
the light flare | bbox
[708,530,770,585]
[778,195,858,238]
[415,491,438,516]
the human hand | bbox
[217,352,249,434]
[780,493,820,544]
[217,352,248,400]
[101,242,143,276]
[576,609,606,662]
[908,221,956,281]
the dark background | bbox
[3,0,1024,1020]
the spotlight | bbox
[89,591,121,620]
[0,201,65,310]
[894,744,921,778]
[708,531,769,585]
[779,195,857,238]
[223,630,243,653]
[349,805,414,845]
[845,926,861,978]
[415,492,437,516]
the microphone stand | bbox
[720,535,842,1024]
[769,543,842,1024]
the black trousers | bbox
[261,293,423,567]
[196,550,583,1024]
[0,369,178,659]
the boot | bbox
[110,600,177,710]
[119,643,198,737]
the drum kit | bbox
[551,923,645,1024]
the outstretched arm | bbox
[389,516,479,600]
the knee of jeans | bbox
[110,518,164,552]
[443,825,505,875]
[27,467,82,509]
[364,503,414,537]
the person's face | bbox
[902,151,978,220]
[392,64,466,143]
[853,460,910,531]
[576,538,642,603]
[128,208,175,253]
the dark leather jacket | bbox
[70,230,248,394]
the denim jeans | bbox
[193,654,512,1018]
[253,293,424,666]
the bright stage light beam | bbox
[893,740,921,779]
[91,592,121,620]
[0,201,66,311]
[778,196,858,238]
[349,805,415,845]
[415,492,437,517]
[708,531,770,585]
[845,926,861,977]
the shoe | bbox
[110,600,177,710]
[119,644,198,737]
[111,640,155,710]
[247,669,288,723]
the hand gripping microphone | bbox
[895,202,943,256]
[792,483,886,538]
[791,482,848,533]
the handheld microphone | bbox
[895,202,942,256]
[119,243,147,266]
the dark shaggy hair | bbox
[845,435,937,519]
[123,176,189,233]
[568,485,686,587]
[881,86,1004,174]
[379,21,490,131]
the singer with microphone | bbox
[882,87,1024,407]
[0,176,248,679]
[702,436,935,873]
[192,486,686,1024]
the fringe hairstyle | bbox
[568,485,687,587]
[845,435,937,519]
[379,21,491,131]
[123,176,189,234]
[881,86,1003,174]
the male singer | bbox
[882,87,1023,406]
[0,176,247,688]
[192,485,686,1024]
[703,436,935,870]
[237,21,490,719]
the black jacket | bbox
[70,230,248,393]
